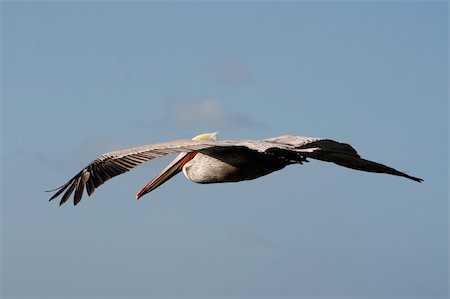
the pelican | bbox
[48,132,423,206]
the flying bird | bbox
[48,132,423,206]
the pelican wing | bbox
[264,135,423,183]
[48,138,290,206]
[48,139,216,206]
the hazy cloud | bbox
[129,97,265,130]
[162,97,259,128]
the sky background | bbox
[1,1,448,298]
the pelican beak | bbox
[135,151,197,200]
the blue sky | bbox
[1,1,448,298]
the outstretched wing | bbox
[47,138,295,206]
[47,139,219,206]
[266,135,423,183]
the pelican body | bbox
[48,132,423,206]
[184,147,289,183]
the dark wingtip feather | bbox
[48,181,71,201]
[73,179,85,206]
[46,185,65,193]
[408,175,423,183]
[59,181,77,206]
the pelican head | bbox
[135,132,218,199]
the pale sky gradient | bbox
[1,1,448,298]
